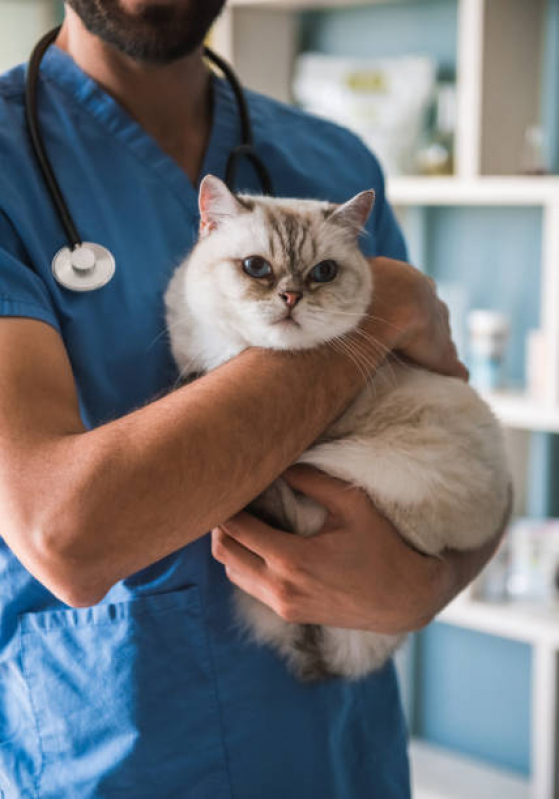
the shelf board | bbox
[387,176,559,207]
[410,739,530,799]
[483,391,559,433]
[438,597,559,648]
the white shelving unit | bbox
[410,738,530,799]
[439,596,559,799]
[0,0,58,74]
[212,1,559,798]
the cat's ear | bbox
[199,175,248,237]
[329,190,375,236]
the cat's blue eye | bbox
[242,256,272,279]
[310,260,338,283]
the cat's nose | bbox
[279,290,302,309]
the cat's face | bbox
[183,176,375,351]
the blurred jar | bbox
[506,519,559,604]
[416,82,456,176]
[467,310,509,391]
[522,125,549,176]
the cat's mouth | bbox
[274,314,301,328]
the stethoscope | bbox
[25,27,274,292]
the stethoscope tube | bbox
[24,26,273,292]
[25,27,82,250]
[203,45,273,197]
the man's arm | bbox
[0,258,463,607]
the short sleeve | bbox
[0,210,61,333]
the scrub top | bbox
[0,45,410,799]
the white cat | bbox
[165,175,511,681]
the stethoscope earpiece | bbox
[27,28,273,293]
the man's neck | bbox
[56,8,213,184]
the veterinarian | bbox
[0,2,500,796]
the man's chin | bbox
[66,0,227,64]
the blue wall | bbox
[413,624,532,775]
[301,0,458,78]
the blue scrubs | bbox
[0,46,410,798]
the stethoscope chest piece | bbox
[52,243,116,292]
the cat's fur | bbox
[165,175,511,681]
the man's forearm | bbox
[30,342,376,603]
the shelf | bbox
[438,597,559,648]
[387,176,559,207]
[483,391,559,433]
[410,739,530,799]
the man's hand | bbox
[212,466,504,634]
[361,257,468,382]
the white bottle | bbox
[467,310,509,391]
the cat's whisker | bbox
[330,342,373,399]
[354,337,403,388]
[302,307,414,376]
[349,327,415,377]
[171,350,206,389]
[147,313,200,352]
[329,337,367,384]
[147,327,171,351]
[329,336,378,401]
[350,328,402,389]
[342,330,402,394]
[325,308,407,336]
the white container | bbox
[293,52,436,177]
[467,309,509,391]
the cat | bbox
[164,174,511,681]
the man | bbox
[0,2,496,797]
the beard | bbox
[65,0,227,64]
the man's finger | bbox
[223,565,285,614]
[212,527,266,574]
[219,510,304,562]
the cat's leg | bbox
[233,478,333,680]
[249,477,327,537]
